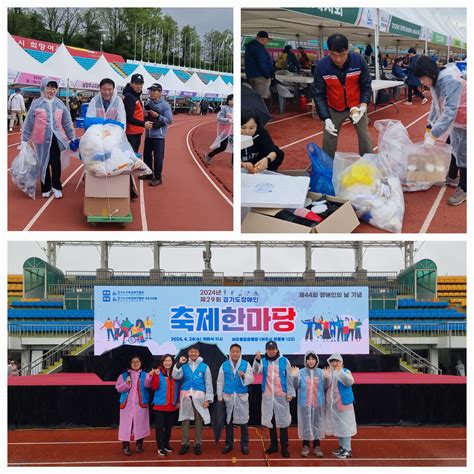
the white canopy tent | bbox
[86,55,127,87]
[148,69,182,96]
[125,63,159,90]
[209,75,232,97]
[8,33,52,82]
[180,72,208,96]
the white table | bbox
[276,74,314,84]
[371,80,404,111]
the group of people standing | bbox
[116,341,357,460]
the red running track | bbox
[8,426,466,467]
[265,93,466,233]
[7,115,233,231]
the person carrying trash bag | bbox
[21,77,77,199]
[172,345,214,456]
[253,340,295,458]
[312,34,373,159]
[323,353,357,459]
[216,343,254,456]
[413,56,467,206]
[290,352,326,458]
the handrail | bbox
[18,325,94,376]
[370,325,442,374]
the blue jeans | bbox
[338,436,351,451]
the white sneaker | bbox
[421,98,429,105]
[52,188,63,199]
[405,101,413,105]
[9,128,13,132]
[42,190,53,198]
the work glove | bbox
[424,131,436,147]
[69,138,80,152]
[324,118,338,137]
[351,104,367,124]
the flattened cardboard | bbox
[406,170,446,183]
[84,197,130,217]
[241,192,359,234]
[85,174,130,198]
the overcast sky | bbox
[161,8,233,37]
[8,241,466,276]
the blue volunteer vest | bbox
[262,357,288,393]
[298,367,325,407]
[337,368,355,405]
[119,370,149,409]
[223,360,249,395]
[153,371,179,407]
[181,362,208,392]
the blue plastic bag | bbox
[307,142,335,196]
[83,116,125,130]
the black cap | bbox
[265,340,278,350]
[147,83,163,91]
[131,73,144,84]
[257,31,271,39]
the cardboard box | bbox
[85,173,130,198]
[406,171,446,183]
[84,197,130,218]
[241,192,360,234]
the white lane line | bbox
[138,117,212,229]
[8,458,467,466]
[185,122,233,207]
[8,438,466,445]
[268,111,311,125]
[280,98,408,150]
[139,179,148,231]
[22,164,84,232]
[419,187,448,233]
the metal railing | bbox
[371,322,467,338]
[8,322,91,338]
[18,325,94,376]
[369,325,442,374]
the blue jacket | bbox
[145,97,173,139]
[152,370,180,408]
[119,371,150,408]
[181,361,208,392]
[244,39,274,79]
[262,357,288,393]
[406,55,421,86]
[392,64,406,80]
[223,359,249,395]
[337,368,355,405]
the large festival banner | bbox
[94,286,369,355]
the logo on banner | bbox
[102,289,111,302]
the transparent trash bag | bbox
[11,142,38,200]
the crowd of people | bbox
[242,30,467,207]
[115,341,357,460]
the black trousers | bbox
[41,135,62,193]
[269,415,288,449]
[209,138,229,158]
[126,133,142,154]
[225,412,249,448]
[154,410,178,450]
[448,156,467,192]
[144,137,166,179]
[407,85,424,102]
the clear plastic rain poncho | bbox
[21,77,76,184]
[172,357,214,424]
[253,353,295,429]
[210,104,233,153]
[216,357,254,424]
[86,89,126,125]
[292,352,326,441]
[325,356,357,439]
[428,66,467,167]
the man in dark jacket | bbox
[405,47,428,105]
[312,34,373,158]
[244,31,274,99]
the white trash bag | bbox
[333,152,405,233]
[374,119,411,182]
[79,123,152,177]
[11,142,38,200]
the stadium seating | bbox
[437,276,467,298]
[397,299,449,308]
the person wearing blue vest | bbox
[115,355,152,456]
[312,33,373,159]
[172,346,214,455]
[324,353,357,459]
[253,340,295,458]
[217,343,254,455]
[149,354,180,456]
[291,352,326,457]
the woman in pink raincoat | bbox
[204,94,233,166]
[115,355,152,455]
